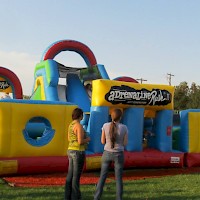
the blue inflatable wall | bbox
[153,110,173,152]
[66,73,90,112]
[122,108,144,152]
[87,106,109,153]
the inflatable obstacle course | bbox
[0,40,200,176]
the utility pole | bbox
[136,78,147,84]
[167,73,174,85]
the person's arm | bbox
[123,132,128,146]
[123,126,128,146]
[101,130,106,144]
[77,124,90,144]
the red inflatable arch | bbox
[0,67,23,99]
[42,40,97,67]
[114,76,139,83]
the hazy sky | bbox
[0,0,200,95]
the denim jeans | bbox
[94,151,124,200]
[65,150,85,200]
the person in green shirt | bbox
[65,108,90,200]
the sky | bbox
[0,0,200,95]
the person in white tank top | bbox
[94,108,128,200]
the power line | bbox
[167,73,174,85]
[136,78,147,84]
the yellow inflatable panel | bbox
[92,80,174,110]
[0,102,76,157]
[0,160,18,175]
[144,109,156,118]
[33,76,46,100]
[85,156,102,170]
[0,103,12,156]
[189,112,200,153]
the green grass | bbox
[1,173,200,200]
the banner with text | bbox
[92,79,174,110]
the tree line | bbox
[174,81,200,111]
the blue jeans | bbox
[65,150,85,200]
[94,151,124,200]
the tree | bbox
[174,82,190,111]
[23,95,30,100]
[187,82,200,109]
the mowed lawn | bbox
[1,173,200,200]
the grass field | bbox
[1,173,200,200]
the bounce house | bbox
[0,40,200,176]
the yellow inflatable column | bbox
[0,103,12,156]
[188,112,200,153]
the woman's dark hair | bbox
[72,108,83,120]
[109,109,123,149]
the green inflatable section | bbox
[32,85,41,100]
[172,127,180,150]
